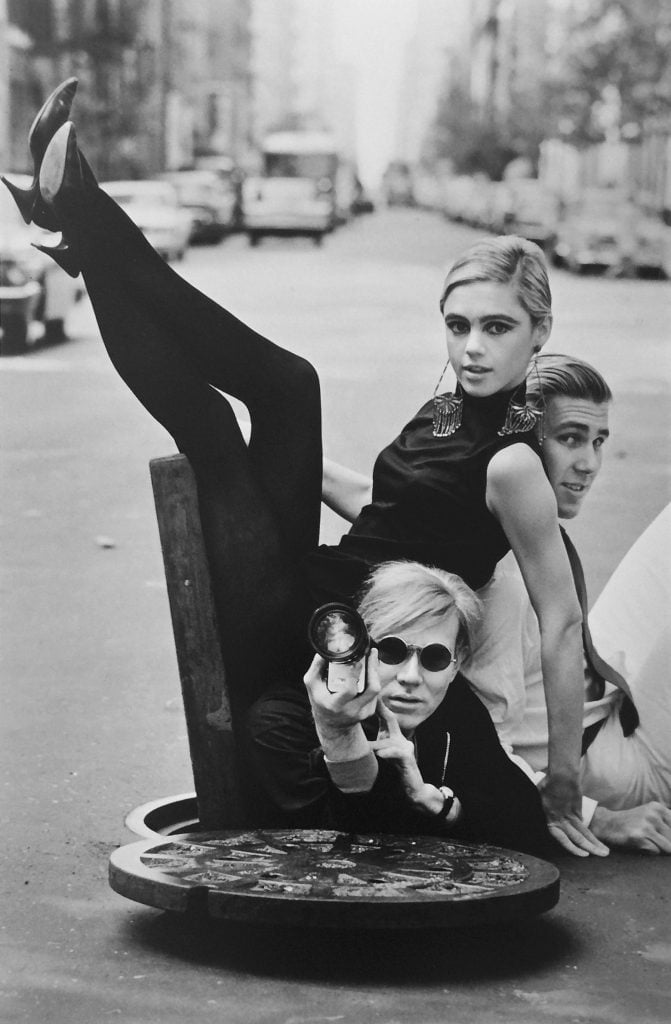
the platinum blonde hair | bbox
[440,235,552,328]
[356,560,482,661]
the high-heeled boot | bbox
[33,122,84,278]
[1,77,78,230]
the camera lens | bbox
[308,603,370,664]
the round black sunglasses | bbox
[373,635,456,672]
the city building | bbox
[250,0,356,160]
[3,0,253,178]
[395,0,468,168]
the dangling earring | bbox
[432,359,463,437]
[498,350,544,437]
[531,352,546,442]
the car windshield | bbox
[104,184,176,207]
[165,177,217,200]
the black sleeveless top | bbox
[305,386,542,605]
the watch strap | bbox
[438,785,456,820]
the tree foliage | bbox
[432,80,519,180]
[544,0,671,145]
[431,0,671,173]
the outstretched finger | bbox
[568,820,610,857]
[375,698,402,740]
[541,794,610,856]
[548,818,609,857]
[547,824,590,857]
[364,649,381,696]
[648,830,671,855]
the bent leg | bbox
[57,173,322,561]
[54,174,322,697]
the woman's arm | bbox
[487,444,608,857]
[322,458,372,523]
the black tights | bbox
[60,177,323,699]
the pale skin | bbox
[540,395,671,854]
[322,279,607,857]
[304,615,462,818]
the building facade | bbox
[4,0,253,178]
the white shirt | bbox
[462,552,621,825]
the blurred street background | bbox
[2,0,671,294]
[1,1,671,1023]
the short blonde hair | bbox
[440,235,552,327]
[356,560,482,661]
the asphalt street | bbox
[1,208,670,1023]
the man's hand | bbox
[370,699,443,814]
[303,651,380,741]
[591,803,671,854]
[539,773,609,857]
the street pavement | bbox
[1,208,670,1023]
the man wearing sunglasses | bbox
[247,559,551,856]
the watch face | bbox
[438,787,456,819]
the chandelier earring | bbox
[531,350,546,442]
[498,348,544,437]
[432,359,463,437]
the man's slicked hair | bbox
[527,353,613,408]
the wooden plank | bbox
[150,454,244,830]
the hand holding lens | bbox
[307,603,371,693]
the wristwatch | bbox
[437,785,456,821]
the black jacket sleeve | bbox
[245,680,552,857]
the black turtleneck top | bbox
[305,386,542,604]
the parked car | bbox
[554,188,627,273]
[351,182,375,216]
[0,176,82,355]
[155,169,236,244]
[381,161,416,207]
[194,154,245,230]
[101,180,192,261]
[628,212,668,277]
[413,170,445,212]
[242,176,333,245]
[442,175,488,226]
[500,180,559,254]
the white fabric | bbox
[463,504,671,816]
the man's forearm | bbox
[314,718,370,763]
[315,720,378,793]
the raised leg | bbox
[40,133,324,690]
[51,150,322,561]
